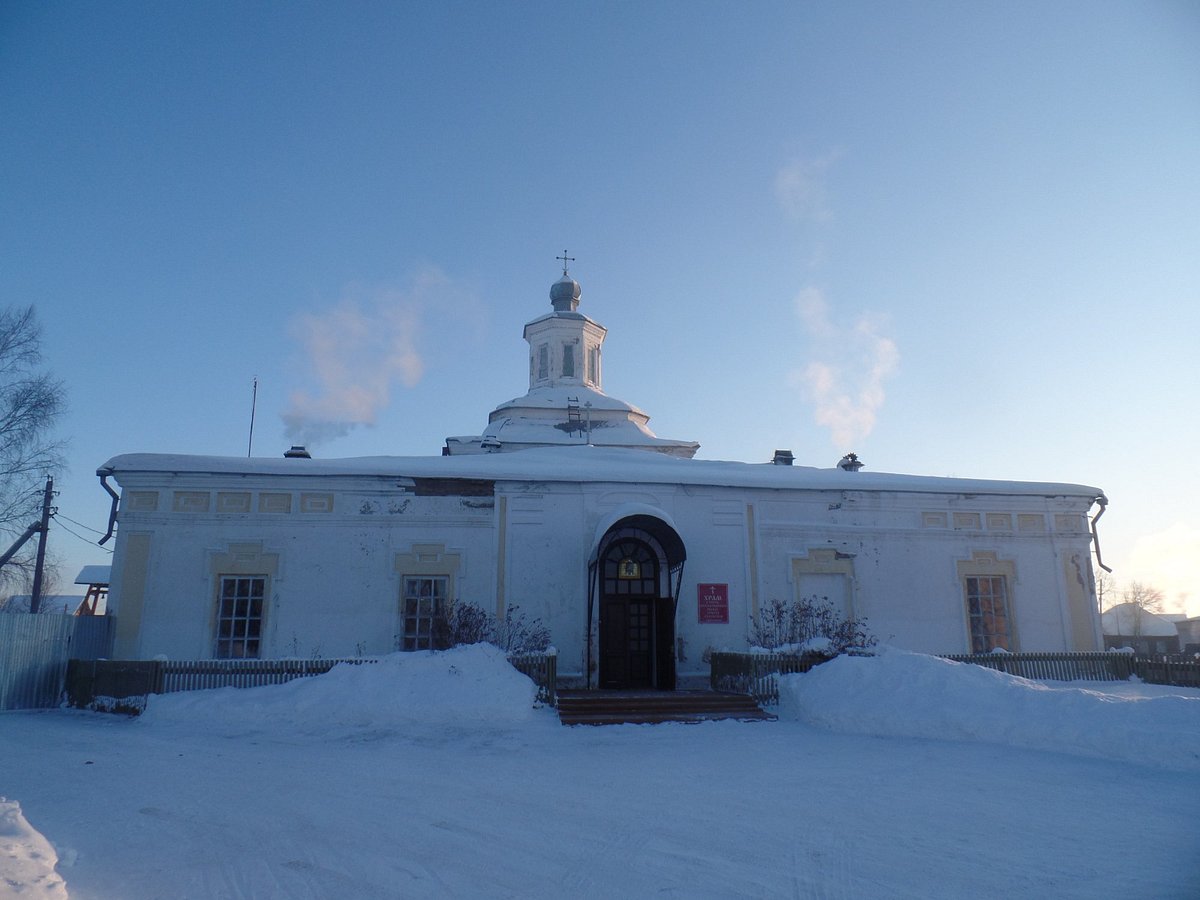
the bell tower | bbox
[442,256,698,458]
[523,256,606,391]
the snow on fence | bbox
[943,651,1200,687]
[0,614,115,711]
[159,658,371,692]
[942,651,1135,682]
[63,657,368,712]
[66,650,558,712]
[711,650,1200,705]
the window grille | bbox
[965,575,1011,653]
[215,576,265,659]
[401,576,447,650]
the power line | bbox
[52,512,106,536]
[52,517,114,553]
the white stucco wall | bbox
[103,459,1102,673]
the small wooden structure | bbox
[73,565,111,616]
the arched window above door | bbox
[602,537,660,596]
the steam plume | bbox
[790,287,899,447]
[775,153,837,222]
[282,269,462,447]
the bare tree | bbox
[1121,581,1165,635]
[1095,570,1120,612]
[0,306,65,593]
[1123,580,1165,612]
[0,550,63,613]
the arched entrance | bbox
[588,512,686,690]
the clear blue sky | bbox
[3,1,1197,612]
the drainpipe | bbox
[1090,494,1112,573]
[97,468,120,546]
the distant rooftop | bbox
[75,565,111,586]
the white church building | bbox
[97,268,1107,689]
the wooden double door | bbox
[598,536,675,690]
[600,596,654,688]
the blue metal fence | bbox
[0,614,115,710]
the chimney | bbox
[284,445,312,459]
[772,449,794,466]
[837,453,863,472]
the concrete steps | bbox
[556,689,775,726]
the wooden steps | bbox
[556,689,775,726]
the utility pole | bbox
[29,475,53,615]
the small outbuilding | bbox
[74,565,111,616]
[1101,603,1181,655]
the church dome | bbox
[550,274,581,312]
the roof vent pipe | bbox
[284,445,312,459]
[772,449,794,466]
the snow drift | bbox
[777,648,1200,771]
[4,646,1198,898]
[0,797,69,899]
[141,643,540,734]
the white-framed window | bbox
[964,575,1011,653]
[587,345,600,386]
[215,575,266,658]
[537,345,549,381]
[562,343,575,377]
[401,576,447,651]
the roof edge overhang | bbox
[97,448,1104,500]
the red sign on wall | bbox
[697,583,729,624]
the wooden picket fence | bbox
[1131,655,1200,688]
[709,651,833,705]
[711,650,1200,706]
[943,651,1200,687]
[159,657,371,692]
[942,651,1134,682]
[509,651,557,705]
[64,657,375,712]
[66,649,558,713]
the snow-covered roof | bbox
[100,445,1104,500]
[489,385,645,417]
[75,565,111,586]
[464,416,696,454]
[453,385,699,458]
[1101,603,1180,637]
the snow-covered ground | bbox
[1,645,1197,899]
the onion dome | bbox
[550,274,581,312]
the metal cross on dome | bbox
[556,251,575,276]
